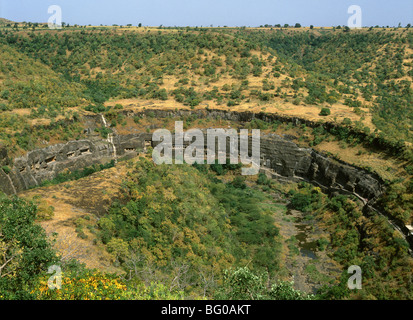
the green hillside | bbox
[0,25,412,301]
[0,43,88,110]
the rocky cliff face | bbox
[0,133,151,194]
[0,109,384,202]
[258,134,383,202]
[0,107,409,249]
[153,131,383,202]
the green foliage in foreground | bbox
[0,43,88,110]
[255,30,413,143]
[31,260,185,300]
[1,160,413,300]
[0,195,57,299]
[215,267,313,300]
[288,183,324,213]
[0,192,300,300]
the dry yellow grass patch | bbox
[106,96,374,130]
[19,161,135,273]
[10,108,31,116]
[106,100,401,182]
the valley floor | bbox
[20,157,342,295]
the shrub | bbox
[319,107,331,116]
[0,196,57,299]
[231,176,246,189]
[290,192,311,212]
[257,172,271,185]
[215,267,313,300]
[1,166,11,174]
[227,100,237,107]
[405,165,413,175]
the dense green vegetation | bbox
[378,178,413,224]
[0,29,260,107]
[215,267,313,300]
[0,27,412,161]
[0,43,87,110]
[1,155,412,300]
[0,161,314,300]
[242,30,413,143]
[96,158,281,297]
[0,193,185,299]
[0,195,57,299]
[288,182,413,299]
[0,25,412,301]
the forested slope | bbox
[0,25,412,300]
[0,27,412,154]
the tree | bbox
[290,192,311,211]
[269,280,313,300]
[257,172,270,185]
[138,23,142,27]
[231,176,246,189]
[342,118,352,126]
[310,25,314,29]
[319,107,331,116]
[0,196,57,299]
[107,238,129,263]
[0,236,23,279]
[294,23,301,28]
[215,267,267,300]
[215,267,313,300]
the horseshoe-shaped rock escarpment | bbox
[0,108,411,250]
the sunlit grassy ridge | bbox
[0,27,411,158]
[248,29,413,143]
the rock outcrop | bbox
[0,134,151,194]
[2,108,411,250]
[258,134,383,201]
[0,109,384,201]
